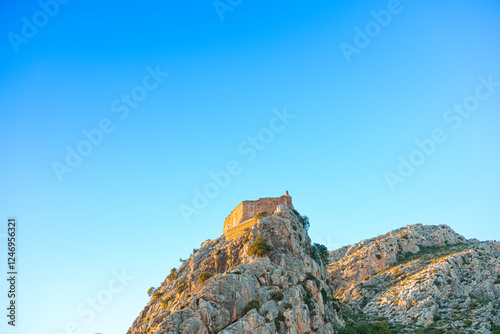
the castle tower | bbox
[223,193,294,239]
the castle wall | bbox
[223,202,245,233]
[224,218,257,241]
[223,194,294,237]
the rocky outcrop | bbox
[126,204,500,333]
[126,205,342,334]
[329,224,500,333]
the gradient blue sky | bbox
[1,0,499,333]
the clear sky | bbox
[1,0,499,333]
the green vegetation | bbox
[198,272,213,284]
[283,302,292,309]
[274,318,281,331]
[375,254,382,260]
[166,267,176,281]
[160,294,174,309]
[248,237,273,257]
[310,243,329,265]
[255,211,269,220]
[243,299,261,315]
[152,290,164,300]
[270,291,284,301]
[293,209,310,231]
[339,321,393,334]
[242,228,251,243]
[274,311,286,331]
[305,272,315,281]
[321,288,328,302]
[396,243,468,265]
[175,281,187,294]
[303,287,315,311]
[147,287,154,297]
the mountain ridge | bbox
[126,205,499,334]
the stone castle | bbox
[223,192,294,240]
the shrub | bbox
[339,321,391,334]
[255,211,268,220]
[243,299,261,315]
[434,280,442,287]
[303,288,315,310]
[166,268,176,281]
[310,243,329,265]
[305,272,315,281]
[147,287,154,297]
[274,311,286,331]
[321,288,328,302]
[376,254,382,260]
[248,237,273,257]
[292,209,310,231]
[283,302,292,309]
[160,295,174,309]
[274,318,281,331]
[270,291,284,301]
[242,228,251,243]
[198,272,213,284]
[152,290,164,300]
[176,281,187,294]
[464,319,472,327]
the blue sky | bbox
[1,0,499,333]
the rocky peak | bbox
[126,204,499,334]
[127,205,343,334]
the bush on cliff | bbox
[198,272,213,284]
[293,209,310,231]
[255,211,269,220]
[243,299,261,315]
[248,237,273,257]
[339,321,393,333]
[310,243,329,265]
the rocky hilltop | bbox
[329,224,500,333]
[127,205,342,334]
[126,204,500,334]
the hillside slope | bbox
[126,208,500,334]
[127,205,342,334]
[328,224,500,333]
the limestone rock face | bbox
[328,224,500,333]
[126,210,500,334]
[126,206,342,334]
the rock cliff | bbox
[329,224,500,333]
[126,207,500,333]
[127,206,342,334]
